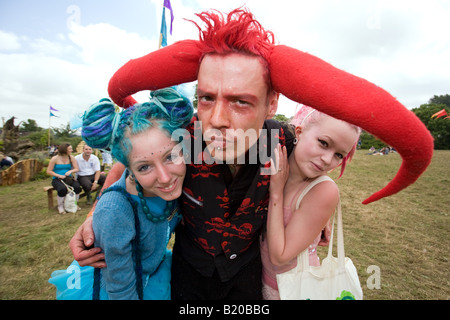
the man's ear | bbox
[266,91,279,119]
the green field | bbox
[0,150,449,300]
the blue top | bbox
[93,170,181,299]
[52,163,71,179]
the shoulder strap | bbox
[294,175,340,271]
[92,186,143,300]
[60,179,75,193]
[295,175,335,210]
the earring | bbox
[293,138,298,145]
[127,169,136,183]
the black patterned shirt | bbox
[173,116,295,281]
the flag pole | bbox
[159,6,166,49]
[48,108,51,148]
[48,105,58,148]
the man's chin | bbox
[206,146,242,164]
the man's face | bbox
[196,53,278,164]
[83,146,93,157]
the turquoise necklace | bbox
[135,180,178,223]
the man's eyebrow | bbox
[197,88,258,103]
[226,93,258,102]
[196,88,210,96]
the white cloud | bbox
[28,37,74,57]
[68,23,157,67]
[0,22,158,129]
[0,30,21,51]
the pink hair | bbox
[291,104,361,178]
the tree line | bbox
[3,94,450,152]
[361,94,450,150]
[12,121,82,151]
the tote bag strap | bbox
[293,176,342,271]
[335,196,346,271]
[60,179,74,193]
[325,195,345,271]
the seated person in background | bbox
[75,145,106,204]
[46,143,81,214]
[0,152,14,169]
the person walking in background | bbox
[101,150,113,171]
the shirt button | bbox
[229,254,237,260]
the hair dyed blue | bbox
[82,87,193,167]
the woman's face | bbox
[292,116,359,180]
[127,126,186,201]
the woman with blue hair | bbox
[49,87,193,299]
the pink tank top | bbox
[260,178,328,291]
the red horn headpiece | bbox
[108,33,433,205]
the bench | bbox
[44,186,87,210]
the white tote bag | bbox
[276,176,363,300]
[61,180,78,214]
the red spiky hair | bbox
[189,8,275,92]
[190,8,275,62]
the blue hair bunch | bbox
[81,98,118,149]
[81,87,193,167]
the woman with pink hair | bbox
[260,105,361,300]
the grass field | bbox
[0,150,449,300]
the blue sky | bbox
[1,0,449,129]
[0,1,158,43]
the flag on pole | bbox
[49,105,59,117]
[160,7,168,48]
[164,0,174,35]
[431,108,449,119]
[159,0,174,48]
